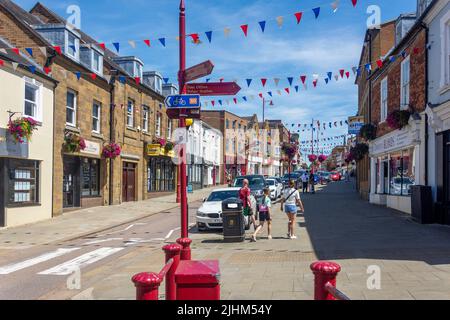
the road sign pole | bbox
[178,0,190,256]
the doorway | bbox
[122,162,136,202]
[63,156,81,208]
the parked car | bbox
[233,175,267,204]
[281,173,301,187]
[266,178,283,200]
[318,172,331,184]
[330,171,342,182]
[196,188,256,231]
[269,176,284,192]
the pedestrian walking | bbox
[239,179,257,230]
[281,180,304,239]
[251,188,272,242]
[309,172,315,194]
[345,170,350,182]
[301,172,309,194]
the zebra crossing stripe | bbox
[0,248,80,275]
[38,247,124,276]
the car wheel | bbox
[197,223,207,232]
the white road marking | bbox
[38,247,124,276]
[98,223,147,237]
[82,238,123,245]
[0,248,80,275]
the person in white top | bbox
[280,180,305,239]
[300,173,309,194]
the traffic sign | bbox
[185,82,241,96]
[184,60,214,83]
[165,95,201,109]
[166,108,201,120]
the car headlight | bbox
[197,211,208,217]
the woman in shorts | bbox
[281,180,305,239]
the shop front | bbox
[63,140,104,210]
[369,122,423,214]
[146,144,176,194]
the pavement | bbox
[2,180,450,300]
[0,185,222,249]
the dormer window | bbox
[80,45,104,76]
[34,24,81,62]
[67,33,77,58]
[112,56,144,79]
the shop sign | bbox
[348,116,365,135]
[80,140,101,157]
[0,128,28,158]
[147,144,176,158]
[371,129,414,155]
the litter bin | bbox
[411,185,434,224]
[222,198,245,243]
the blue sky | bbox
[15,0,416,150]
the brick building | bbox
[0,0,175,219]
[367,9,430,214]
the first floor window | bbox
[24,80,40,120]
[156,113,161,136]
[7,160,40,205]
[381,77,388,122]
[92,102,101,133]
[127,100,134,127]
[66,90,77,126]
[142,106,149,132]
[81,158,100,197]
[400,56,410,109]
[167,119,172,140]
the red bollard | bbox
[131,272,162,300]
[177,238,192,261]
[310,261,342,300]
[162,243,182,300]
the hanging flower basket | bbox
[359,123,377,141]
[350,143,369,161]
[64,132,86,153]
[345,153,354,164]
[282,143,298,159]
[7,117,39,144]
[386,110,411,130]
[308,154,318,163]
[318,155,328,163]
[164,141,174,153]
[102,142,122,159]
[153,137,166,147]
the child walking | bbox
[251,188,272,242]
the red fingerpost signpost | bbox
[186,82,241,96]
[183,60,214,83]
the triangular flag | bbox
[352,0,358,7]
[12,48,20,55]
[218,100,222,105]
[300,76,306,84]
[276,16,284,27]
[294,12,303,24]
[44,67,51,75]
[285,88,290,94]
[413,47,421,54]
[240,24,248,37]
[119,76,126,84]
[340,69,345,78]
[259,93,263,99]
[268,92,273,97]
[325,78,329,84]
[12,62,19,71]
[53,46,62,55]
[246,79,252,87]
[224,28,231,37]
[28,65,37,74]
[163,78,169,84]
[294,85,299,92]
[389,56,397,63]
[91,73,97,80]
[312,7,321,19]
[75,72,81,80]
[313,80,318,87]
[258,21,266,33]
[335,75,339,81]
[0,59,4,66]
[39,47,47,57]
[261,78,267,87]
[352,67,358,75]
[274,78,280,86]
[144,39,151,47]
[345,72,350,79]
[401,50,407,58]
[327,72,333,80]
[233,98,237,104]
[211,101,215,106]
[25,48,33,57]
[113,43,120,52]
[99,43,106,50]
[287,77,294,86]
[205,31,213,43]
[331,0,340,12]
[159,38,166,47]
[189,34,200,44]
[206,78,210,82]
[135,77,141,85]
[376,59,383,68]
[243,96,247,102]
[128,40,136,48]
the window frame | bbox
[142,106,149,132]
[66,32,79,60]
[167,119,172,140]
[92,50,103,75]
[380,77,388,122]
[155,113,162,137]
[400,55,410,110]
[127,100,134,128]
[92,101,101,134]
[66,90,77,127]
[7,159,40,207]
[23,78,42,122]
[81,158,100,197]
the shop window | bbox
[389,148,415,196]
[8,160,40,206]
[81,158,100,197]
[148,158,175,192]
